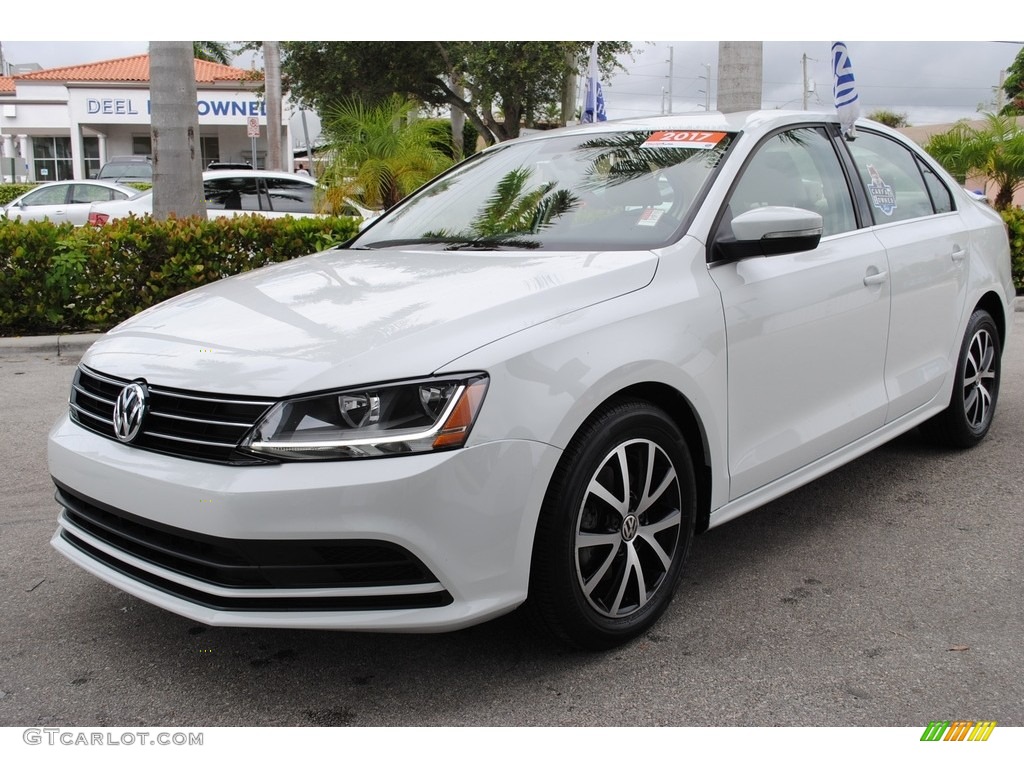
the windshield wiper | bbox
[350,235,540,251]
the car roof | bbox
[492,109,928,161]
[22,179,138,194]
[202,169,315,184]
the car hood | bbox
[83,247,658,396]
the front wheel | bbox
[921,309,1001,448]
[528,400,696,650]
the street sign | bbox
[247,117,260,138]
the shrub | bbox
[0,184,37,207]
[0,214,359,335]
[1002,206,1024,293]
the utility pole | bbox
[717,42,763,113]
[802,53,809,110]
[666,45,675,114]
[699,63,711,111]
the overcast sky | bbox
[3,37,1020,128]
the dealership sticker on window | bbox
[635,208,665,227]
[866,164,897,216]
[642,131,728,149]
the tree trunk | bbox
[263,42,283,171]
[448,73,466,160]
[150,42,206,220]
[995,184,1014,210]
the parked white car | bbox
[1,180,138,226]
[49,111,1014,649]
[86,169,378,224]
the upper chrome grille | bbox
[69,365,276,464]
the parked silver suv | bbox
[95,156,152,183]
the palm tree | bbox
[263,42,283,171]
[149,42,206,220]
[318,95,454,213]
[926,113,1024,209]
[193,42,231,65]
[467,168,577,237]
[421,167,579,247]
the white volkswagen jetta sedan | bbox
[48,111,1014,649]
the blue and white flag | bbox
[832,41,859,137]
[582,42,607,123]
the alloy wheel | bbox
[574,438,683,619]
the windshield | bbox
[98,163,152,180]
[350,129,734,251]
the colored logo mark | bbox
[920,721,997,741]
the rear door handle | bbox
[952,247,967,263]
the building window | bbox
[132,136,152,156]
[201,136,220,168]
[83,137,101,179]
[32,137,73,181]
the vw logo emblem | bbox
[621,514,639,542]
[113,382,148,443]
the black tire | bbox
[921,309,1001,449]
[527,400,696,650]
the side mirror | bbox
[715,206,823,261]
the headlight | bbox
[240,374,489,460]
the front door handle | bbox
[863,270,889,286]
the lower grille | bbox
[55,483,452,611]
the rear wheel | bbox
[921,309,1001,448]
[528,400,696,650]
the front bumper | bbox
[48,413,560,632]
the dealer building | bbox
[0,54,291,182]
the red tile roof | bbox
[0,75,15,94]
[9,54,260,85]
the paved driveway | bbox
[1,313,1021,730]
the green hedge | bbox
[0,184,36,206]
[0,214,359,335]
[1002,207,1024,293]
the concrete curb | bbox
[3,297,1024,358]
[0,333,105,357]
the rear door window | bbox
[264,178,315,213]
[846,132,951,223]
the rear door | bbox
[842,130,969,421]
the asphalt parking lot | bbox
[0,312,1022,729]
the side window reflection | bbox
[724,127,857,238]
